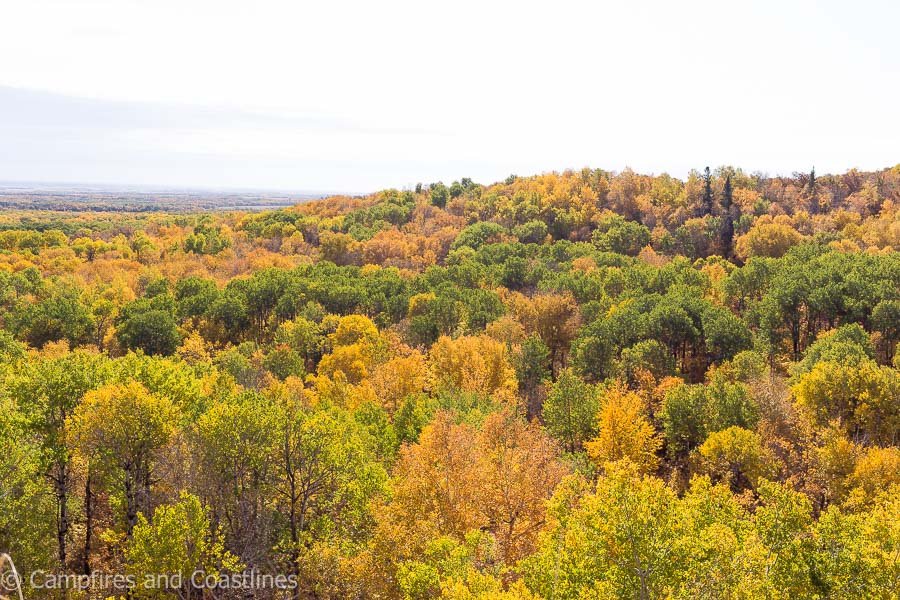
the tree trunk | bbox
[55,463,69,569]
[284,436,301,600]
[124,466,138,538]
[82,471,93,575]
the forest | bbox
[0,165,898,599]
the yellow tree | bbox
[475,410,569,564]
[328,314,380,349]
[508,292,580,377]
[372,409,568,595]
[585,384,661,474]
[792,359,899,445]
[68,381,180,537]
[428,335,517,402]
[845,446,900,508]
[317,343,371,385]
[735,220,804,260]
[370,351,427,414]
[314,315,387,404]
[810,425,860,506]
[695,426,774,493]
[371,411,483,586]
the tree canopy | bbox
[0,164,897,598]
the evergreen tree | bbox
[807,166,819,214]
[722,173,733,212]
[701,166,714,216]
[721,174,735,256]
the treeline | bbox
[0,165,897,599]
[0,190,303,213]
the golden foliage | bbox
[370,351,427,413]
[428,335,517,401]
[585,384,661,474]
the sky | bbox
[1,0,898,193]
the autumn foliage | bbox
[0,165,898,598]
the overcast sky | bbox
[1,0,898,193]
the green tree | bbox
[126,492,241,599]
[451,222,507,251]
[272,400,386,583]
[701,305,751,364]
[672,476,758,598]
[263,346,306,380]
[794,323,874,376]
[174,276,220,323]
[192,393,278,559]
[701,166,714,216]
[720,174,735,256]
[591,218,651,256]
[793,358,899,445]
[759,263,811,359]
[648,299,699,371]
[116,296,181,356]
[806,166,819,214]
[808,506,880,596]
[571,318,618,382]
[274,317,324,369]
[542,369,598,453]
[513,334,551,419]
[660,378,757,459]
[522,460,679,599]
[752,480,815,595]
[14,286,94,349]
[430,182,450,208]
[8,351,107,568]
[871,299,900,364]
[0,396,56,576]
[617,339,676,383]
[513,220,549,244]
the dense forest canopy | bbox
[0,165,898,599]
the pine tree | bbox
[721,174,735,257]
[807,166,819,214]
[701,166,714,216]
[722,173,733,212]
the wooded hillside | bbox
[1,165,898,599]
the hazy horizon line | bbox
[2,162,898,200]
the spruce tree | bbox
[721,174,735,257]
[807,166,819,214]
[702,166,714,216]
